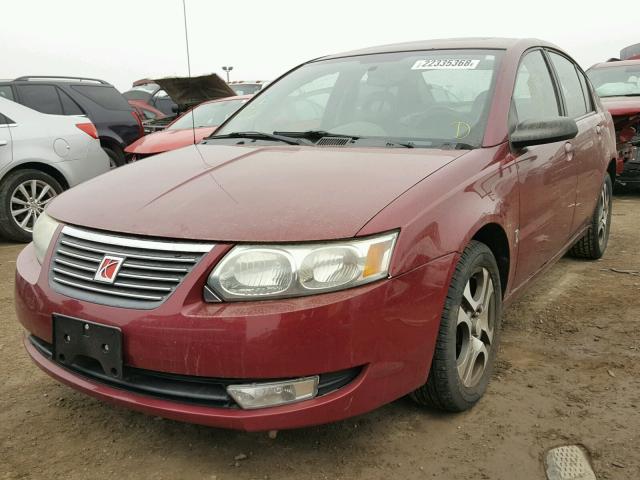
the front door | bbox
[511,49,578,287]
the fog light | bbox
[227,376,319,409]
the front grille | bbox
[50,226,214,309]
[30,335,362,407]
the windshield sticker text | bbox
[411,59,480,70]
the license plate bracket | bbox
[52,314,123,379]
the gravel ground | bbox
[1,196,639,480]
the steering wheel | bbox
[399,106,469,139]
[362,91,396,117]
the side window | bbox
[576,70,594,112]
[16,84,63,115]
[512,50,560,123]
[0,86,14,101]
[547,51,588,118]
[57,88,84,115]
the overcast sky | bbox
[2,0,638,92]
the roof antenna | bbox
[181,0,196,146]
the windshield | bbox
[588,64,640,97]
[218,50,503,148]
[231,84,263,95]
[169,98,246,130]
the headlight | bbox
[33,213,60,264]
[207,231,398,301]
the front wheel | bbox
[411,240,502,411]
[569,174,612,259]
[0,169,63,242]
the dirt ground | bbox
[1,196,639,480]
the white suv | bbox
[0,97,109,241]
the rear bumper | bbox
[16,242,456,430]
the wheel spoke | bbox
[36,185,51,201]
[11,197,28,206]
[19,210,32,228]
[11,207,29,216]
[457,336,488,387]
[18,184,30,200]
[30,180,37,198]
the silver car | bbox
[0,97,109,241]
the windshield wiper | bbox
[273,130,359,141]
[205,131,303,145]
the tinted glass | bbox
[231,84,262,95]
[71,85,131,110]
[16,84,63,114]
[0,86,14,101]
[169,99,247,130]
[587,64,640,97]
[58,88,84,115]
[512,51,559,122]
[219,49,503,148]
[577,70,594,112]
[548,52,587,118]
[153,90,176,115]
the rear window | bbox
[0,85,14,101]
[71,85,131,110]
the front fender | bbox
[358,143,518,293]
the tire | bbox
[0,169,63,242]
[411,240,502,412]
[103,146,124,169]
[569,174,612,260]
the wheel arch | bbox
[1,161,69,190]
[469,222,511,297]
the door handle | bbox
[596,124,603,135]
[564,142,574,161]
[0,140,7,146]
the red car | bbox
[16,38,616,432]
[587,59,640,187]
[124,96,250,161]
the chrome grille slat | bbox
[122,262,188,273]
[50,226,214,309]
[118,272,181,283]
[60,239,198,263]
[57,248,101,263]
[53,277,164,301]
[54,258,97,273]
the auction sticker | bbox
[411,59,480,70]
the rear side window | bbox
[576,70,594,112]
[16,84,63,114]
[0,85,14,101]
[71,85,131,110]
[58,88,84,115]
[512,50,560,122]
[547,52,588,118]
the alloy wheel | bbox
[597,180,611,249]
[10,179,57,232]
[456,267,495,388]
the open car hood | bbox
[600,96,640,132]
[153,74,235,109]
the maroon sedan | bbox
[16,38,616,431]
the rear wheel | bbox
[103,146,124,169]
[569,174,612,259]
[0,169,63,242]
[411,241,502,411]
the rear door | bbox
[511,49,578,287]
[0,112,14,169]
[546,50,605,231]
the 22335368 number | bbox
[411,59,480,70]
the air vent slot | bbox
[316,136,352,146]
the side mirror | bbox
[510,117,578,150]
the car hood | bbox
[48,144,467,242]
[153,74,235,108]
[125,127,217,155]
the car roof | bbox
[318,37,560,60]
[589,59,640,69]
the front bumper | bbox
[15,242,455,431]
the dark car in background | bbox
[0,76,143,167]
[587,60,640,187]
